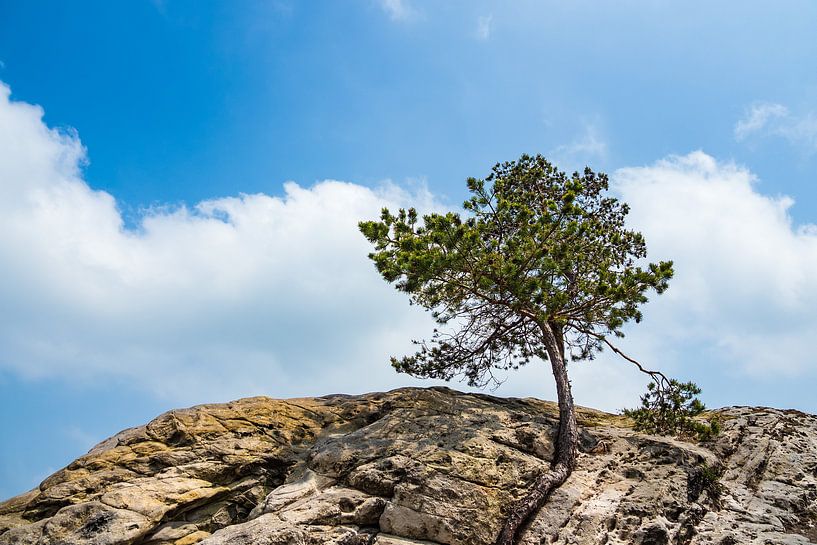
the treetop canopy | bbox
[359,154,673,387]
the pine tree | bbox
[359,154,674,544]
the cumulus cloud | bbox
[734,102,817,152]
[615,151,817,378]
[0,82,657,412]
[2,83,815,413]
[0,82,447,404]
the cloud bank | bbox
[1,84,815,412]
[0,83,441,403]
[615,151,817,378]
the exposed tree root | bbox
[494,461,573,545]
[495,323,579,545]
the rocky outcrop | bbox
[1,387,815,545]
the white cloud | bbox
[734,102,788,140]
[377,0,417,22]
[476,14,493,40]
[615,151,817,378]
[0,82,445,404]
[735,102,817,152]
[2,83,815,414]
[0,82,649,413]
[550,122,608,171]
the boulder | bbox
[1,388,815,545]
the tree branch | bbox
[573,327,671,390]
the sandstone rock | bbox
[0,387,815,545]
[374,535,439,545]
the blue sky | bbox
[1,0,816,500]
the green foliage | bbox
[687,462,724,507]
[624,380,720,441]
[359,154,673,386]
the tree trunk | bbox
[494,322,579,545]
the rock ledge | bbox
[1,387,815,544]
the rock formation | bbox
[1,387,815,544]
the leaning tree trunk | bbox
[494,322,579,545]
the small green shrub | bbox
[687,462,724,508]
[624,379,719,442]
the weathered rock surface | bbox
[1,387,815,544]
